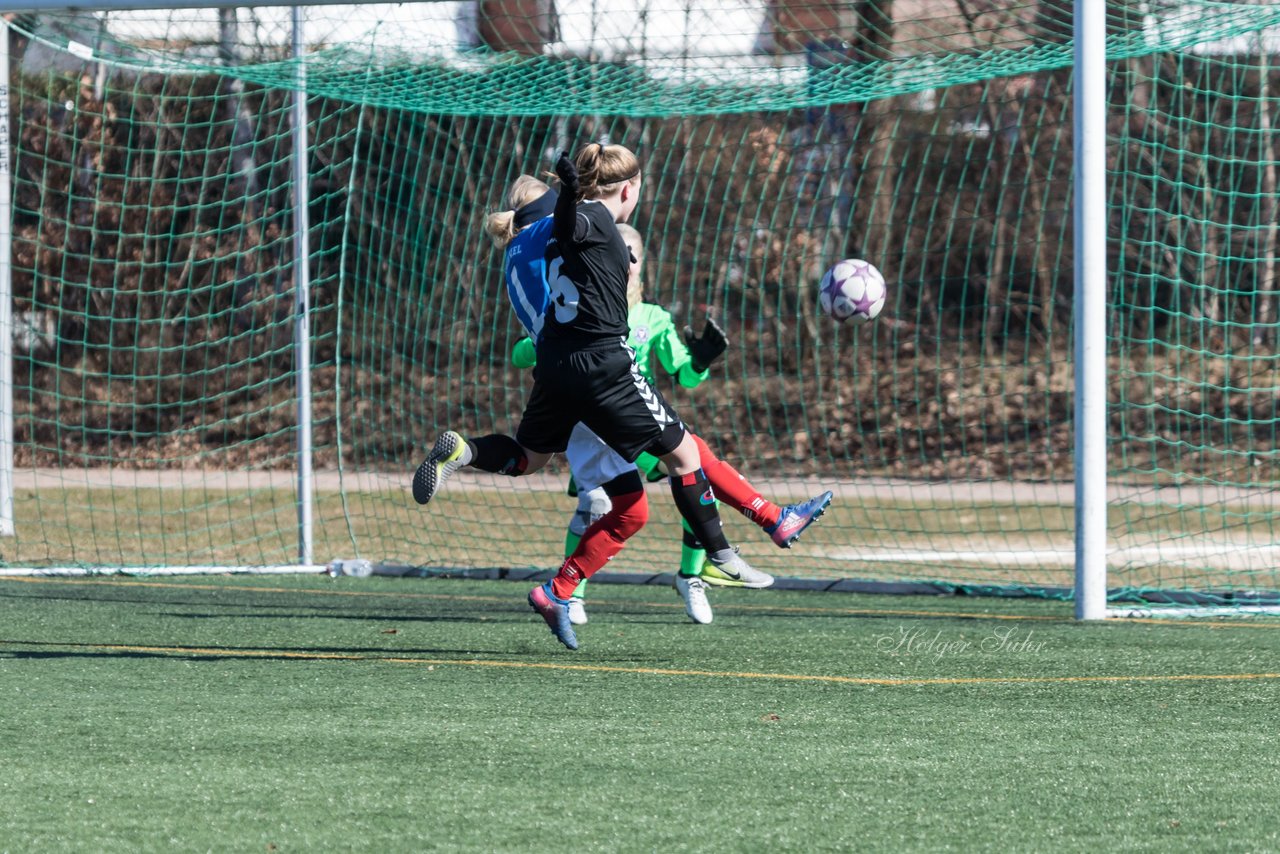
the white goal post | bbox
[1073,0,1106,620]
[0,0,1110,613]
[0,1,321,570]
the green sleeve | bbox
[648,307,709,390]
[511,337,537,369]
[675,359,710,389]
[634,451,666,481]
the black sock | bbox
[467,434,528,477]
[669,468,730,554]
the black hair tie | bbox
[512,189,559,229]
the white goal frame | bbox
[5,0,1258,620]
[0,2,326,573]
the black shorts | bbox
[516,337,683,463]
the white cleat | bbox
[567,597,588,626]
[676,574,713,624]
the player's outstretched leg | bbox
[414,432,536,506]
[765,490,834,548]
[688,433,834,549]
[528,582,578,650]
[412,431,469,505]
[531,473,648,649]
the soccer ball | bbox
[819,259,887,324]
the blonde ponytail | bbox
[484,174,554,248]
[484,209,519,248]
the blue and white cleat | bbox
[765,490,834,548]
[528,582,580,650]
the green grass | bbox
[3,574,1280,851]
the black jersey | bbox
[540,200,632,343]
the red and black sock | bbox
[669,468,731,555]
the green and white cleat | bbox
[412,431,467,505]
[701,549,774,589]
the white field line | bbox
[0,565,325,577]
[827,542,1280,570]
[1110,606,1280,618]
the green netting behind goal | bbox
[3,1,1280,605]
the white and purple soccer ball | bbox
[818,259,887,324]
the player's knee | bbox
[601,469,643,497]
[523,450,553,474]
[644,423,686,459]
[583,487,612,517]
[652,428,701,476]
[569,487,611,535]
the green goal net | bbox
[4,1,1280,608]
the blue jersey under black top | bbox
[503,202,631,346]
[503,216,555,340]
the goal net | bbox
[5,0,1280,611]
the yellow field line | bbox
[4,574,1280,629]
[4,638,1280,687]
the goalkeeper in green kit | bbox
[512,221,833,624]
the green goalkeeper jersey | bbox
[512,302,710,390]
[626,302,709,389]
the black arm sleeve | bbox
[552,193,593,244]
[552,151,591,244]
[552,181,578,244]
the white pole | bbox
[0,20,14,538]
[1074,0,1107,619]
[292,8,313,565]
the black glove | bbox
[684,317,729,373]
[555,150,580,195]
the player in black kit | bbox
[413,143,771,650]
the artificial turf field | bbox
[3,573,1279,852]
